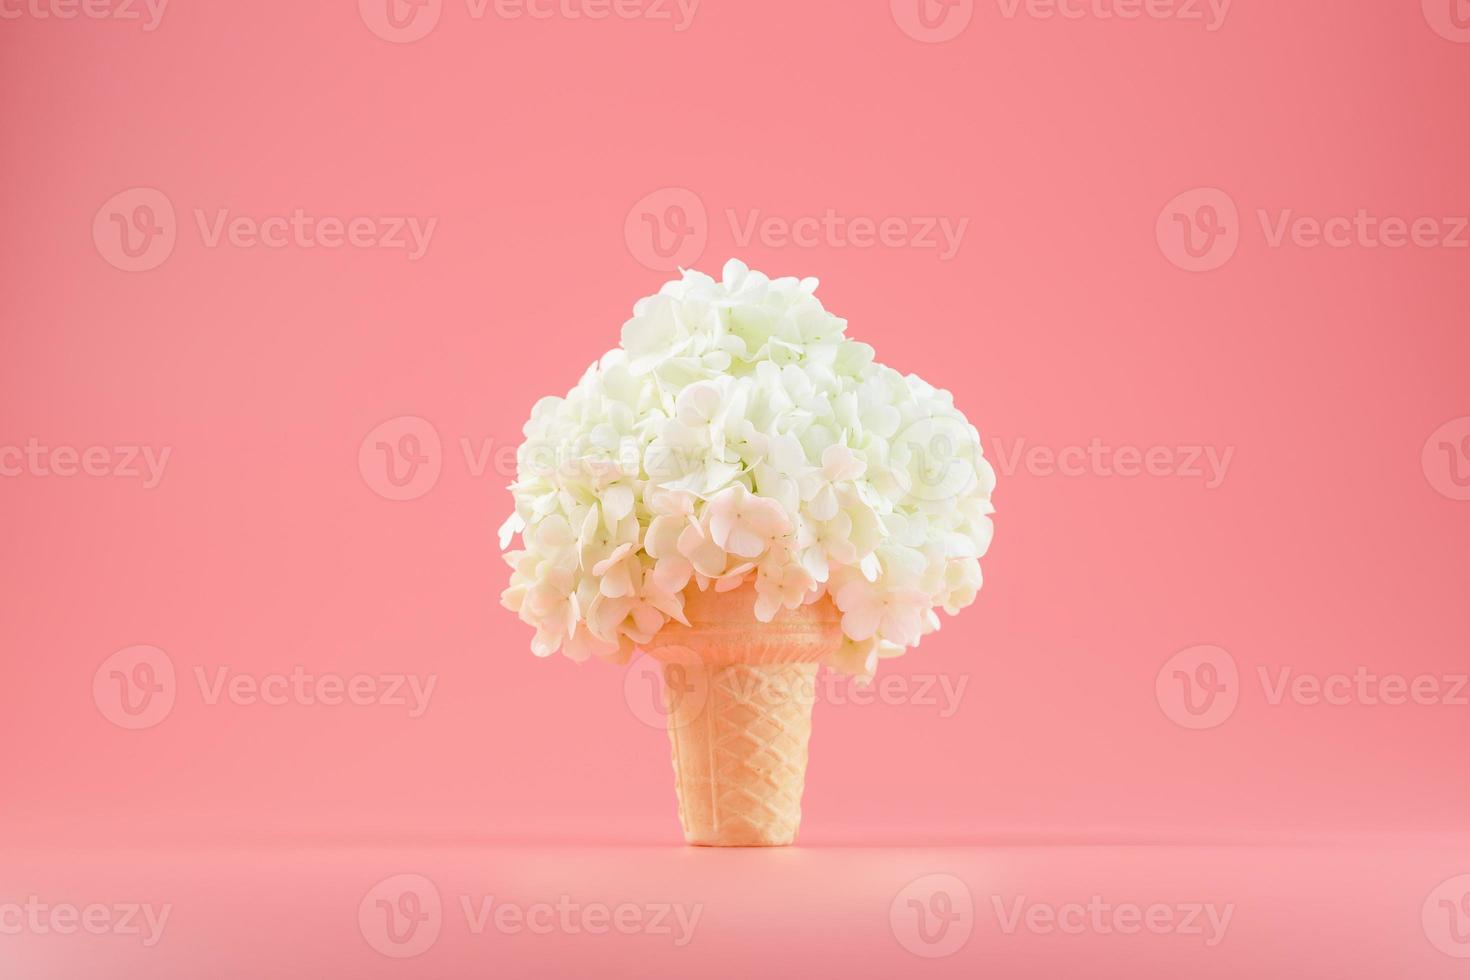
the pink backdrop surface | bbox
[3,0,1469,975]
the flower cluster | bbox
[499,260,995,677]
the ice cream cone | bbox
[641,584,842,846]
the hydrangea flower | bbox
[499,260,996,678]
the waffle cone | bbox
[641,585,842,846]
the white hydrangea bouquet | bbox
[500,260,995,845]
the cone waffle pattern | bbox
[665,661,818,846]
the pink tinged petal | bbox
[599,563,634,598]
[714,570,750,593]
[826,537,859,566]
[587,596,632,640]
[833,579,871,612]
[822,444,865,482]
[688,541,728,578]
[565,591,581,634]
[644,589,690,627]
[715,562,755,593]
[564,627,617,663]
[830,638,874,677]
[754,593,780,622]
[670,490,697,516]
[748,495,793,537]
[526,583,564,619]
[675,520,706,556]
[644,516,680,558]
[801,547,830,583]
[682,525,729,578]
[606,634,638,665]
[652,556,693,595]
[676,382,722,427]
[630,602,665,639]
[841,603,883,642]
[646,487,674,514]
[591,543,633,576]
[777,583,805,609]
[786,566,816,597]
[881,606,923,647]
[623,626,656,646]
[723,525,767,559]
[706,487,741,550]
[794,517,818,549]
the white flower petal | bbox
[498,260,995,676]
[497,512,525,549]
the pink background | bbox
[3,0,1469,975]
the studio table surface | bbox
[2,837,1464,978]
